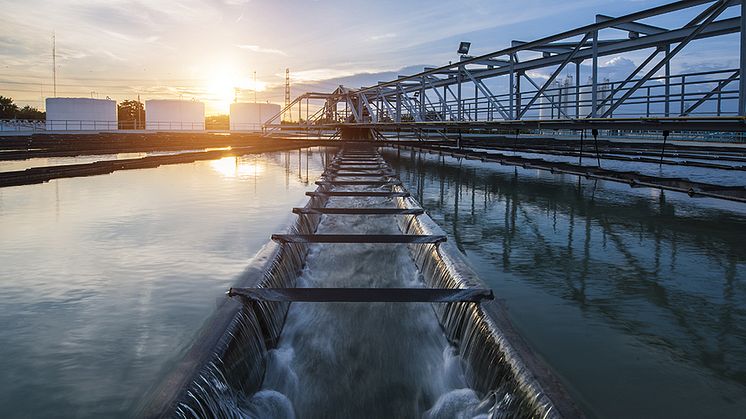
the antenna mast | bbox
[285,68,290,107]
[52,31,57,97]
[285,68,290,121]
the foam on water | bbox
[249,190,483,417]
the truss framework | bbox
[265,0,746,133]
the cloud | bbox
[235,44,287,56]
[369,33,397,41]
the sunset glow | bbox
[209,156,264,178]
[205,69,269,114]
[0,0,736,117]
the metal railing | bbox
[144,121,205,131]
[0,119,45,132]
[44,120,119,131]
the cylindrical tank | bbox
[145,100,205,131]
[229,103,281,131]
[538,81,560,120]
[45,98,117,131]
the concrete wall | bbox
[145,100,205,131]
[229,103,281,131]
[45,98,117,131]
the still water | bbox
[0,149,325,418]
[0,150,213,173]
[385,148,746,419]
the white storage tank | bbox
[45,98,117,131]
[229,103,281,131]
[145,99,205,131]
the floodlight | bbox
[457,41,471,55]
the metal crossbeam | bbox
[315,180,402,186]
[228,287,493,303]
[331,163,385,167]
[329,172,397,177]
[271,234,446,244]
[292,207,424,215]
[306,191,410,197]
[333,165,388,172]
[596,14,667,35]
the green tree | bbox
[16,105,45,120]
[0,96,44,120]
[0,96,19,119]
[117,99,145,129]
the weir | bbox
[140,146,579,418]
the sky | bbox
[0,0,740,114]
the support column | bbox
[420,77,425,121]
[515,73,522,120]
[474,81,479,121]
[591,30,599,118]
[396,90,402,123]
[575,60,581,118]
[509,55,515,120]
[442,85,447,120]
[665,45,671,117]
[457,66,463,121]
[740,0,746,116]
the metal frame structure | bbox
[265,0,746,134]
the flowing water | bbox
[0,149,326,418]
[252,196,481,418]
[384,147,746,419]
[170,150,561,419]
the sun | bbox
[205,71,270,114]
[206,77,238,114]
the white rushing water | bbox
[243,188,492,418]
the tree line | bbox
[0,96,45,120]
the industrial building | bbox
[145,100,205,131]
[229,103,281,131]
[45,98,117,131]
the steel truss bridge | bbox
[265,0,746,138]
[260,0,746,204]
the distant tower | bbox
[284,68,290,107]
[253,71,257,103]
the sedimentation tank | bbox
[229,103,281,131]
[145,100,205,131]
[140,146,579,418]
[45,98,117,131]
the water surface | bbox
[0,148,326,418]
[385,147,746,419]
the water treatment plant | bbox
[1,0,746,418]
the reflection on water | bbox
[0,151,195,173]
[0,148,328,418]
[385,148,746,419]
[210,156,265,178]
